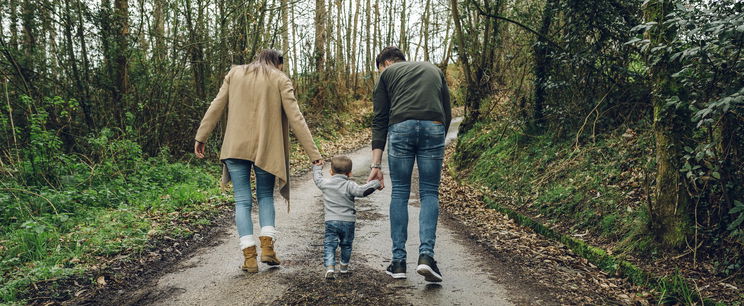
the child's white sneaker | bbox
[339,263,350,274]
[325,269,336,279]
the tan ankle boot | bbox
[241,246,258,272]
[259,236,281,266]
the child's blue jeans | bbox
[323,220,355,267]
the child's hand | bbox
[368,169,384,190]
[313,159,325,166]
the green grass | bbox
[0,135,228,303]
[454,120,653,249]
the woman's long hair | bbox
[245,49,283,76]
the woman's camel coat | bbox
[195,65,321,210]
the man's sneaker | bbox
[416,254,443,282]
[385,260,406,279]
[339,263,350,274]
[325,269,336,279]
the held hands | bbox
[313,159,325,166]
[367,167,385,190]
[194,141,206,158]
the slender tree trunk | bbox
[9,0,19,48]
[399,0,407,55]
[20,0,36,96]
[532,0,556,131]
[439,7,452,69]
[364,0,371,73]
[249,0,267,58]
[335,0,343,84]
[113,0,129,126]
[423,0,431,62]
[645,0,691,248]
[350,0,361,91]
[450,0,479,133]
[313,0,327,104]
[153,0,166,61]
[185,0,206,100]
[290,0,298,77]
[281,0,290,74]
[373,0,380,58]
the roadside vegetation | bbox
[449,0,743,303]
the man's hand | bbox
[367,167,385,190]
[194,141,206,158]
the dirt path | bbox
[106,119,561,305]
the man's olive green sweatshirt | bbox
[372,61,452,150]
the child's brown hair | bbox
[331,156,353,174]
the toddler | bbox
[312,156,381,279]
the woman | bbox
[194,49,322,273]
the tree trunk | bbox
[450,0,479,133]
[645,0,691,248]
[423,0,431,62]
[350,0,361,91]
[113,0,129,126]
[20,0,37,96]
[313,0,327,105]
[249,0,268,59]
[532,0,556,132]
[185,0,206,100]
[153,0,166,61]
[9,0,19,48]
[399,0,407,55]
[290,0,298,77]
[281,0,290,74]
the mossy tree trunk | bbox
[644,0,692,248]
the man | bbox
[367,46,452,282]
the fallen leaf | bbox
[96,276,107,286]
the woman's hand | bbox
[194,141,206,158]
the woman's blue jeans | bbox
[387,120,445,261]
[224,159,276,237]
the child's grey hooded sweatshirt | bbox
[312,165,381,222]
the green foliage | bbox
[630,0,744,258]
[0,96,227,303]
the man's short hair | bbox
[376,46,406,68]
[331,156,353,174]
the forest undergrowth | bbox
[453,118,743,303]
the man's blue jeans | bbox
[324,220,356,267]
[224,159,276,237]
[387,120,445,261]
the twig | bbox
[574,86,615,150]
[4,77,19,164]
[0,188,59,215]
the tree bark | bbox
[313,0,327,105]
[113,0,129,126]
[399,0,407,55]
[645,0,691,248]
[532,0,556,131]
[281,0,290,74]
[450,0,479,133]
[423,0,431,62]
[153,0,166,61]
